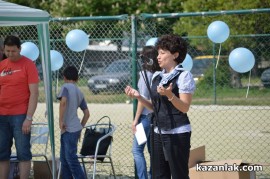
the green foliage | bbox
[196,58,231,90]
[9,0,187,17]
[173,0,270,65]
[8,0,54,14]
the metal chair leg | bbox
[81,158,88,179]
[57,162,61,179]
[109,157,116,179]
[44,156,53,177]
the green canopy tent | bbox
[0,1,56,178]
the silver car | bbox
[87,59,131,94]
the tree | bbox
[8,0,54,14]
[173,0,270,87]
[9,0,270,84]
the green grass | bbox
[38,86,130,104]
[38,85,270,105]
[193,86,270,105]
[81,88,130,103]
[38,77,270,105]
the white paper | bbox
[135,123,147,145]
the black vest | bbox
[151,72,190,131]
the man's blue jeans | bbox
[132,114,151,179]
[0,114,31,161]
[60,130,86,179]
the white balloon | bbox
[50,50,64,71]
[146,37,158,46]
[229,47,255,73]
[182,54,193,71]
[20,42,39,61]
[65,29,89,52]
[207,21,230,43]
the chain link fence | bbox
[137,9,270,179]
[1,8,270,178]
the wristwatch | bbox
[26,116,33,121]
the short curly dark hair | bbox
[156,34,187,64]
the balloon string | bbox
[246,70,251,98]
[56,71,59,93]
[215,43,222,69]
[78,49,87,74]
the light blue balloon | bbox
[20,42,39,61]
[207,21,230,43]
[146,37,158,46]
[182,54,193,71]
[65,29,89,52]
[50,50,64,71]
[229,47,255,73]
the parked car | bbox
[191,55,227,82]
[87,59,131,94]
[191,56,212,82]
[82,61,106,77]
[261,68,270,88]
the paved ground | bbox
[32,103,270,178]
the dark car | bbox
[261,68,270,88]
[191,55,227,82]
[191,56,212,82]
[87,59,131,94]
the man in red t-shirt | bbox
[0,35,39,179]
